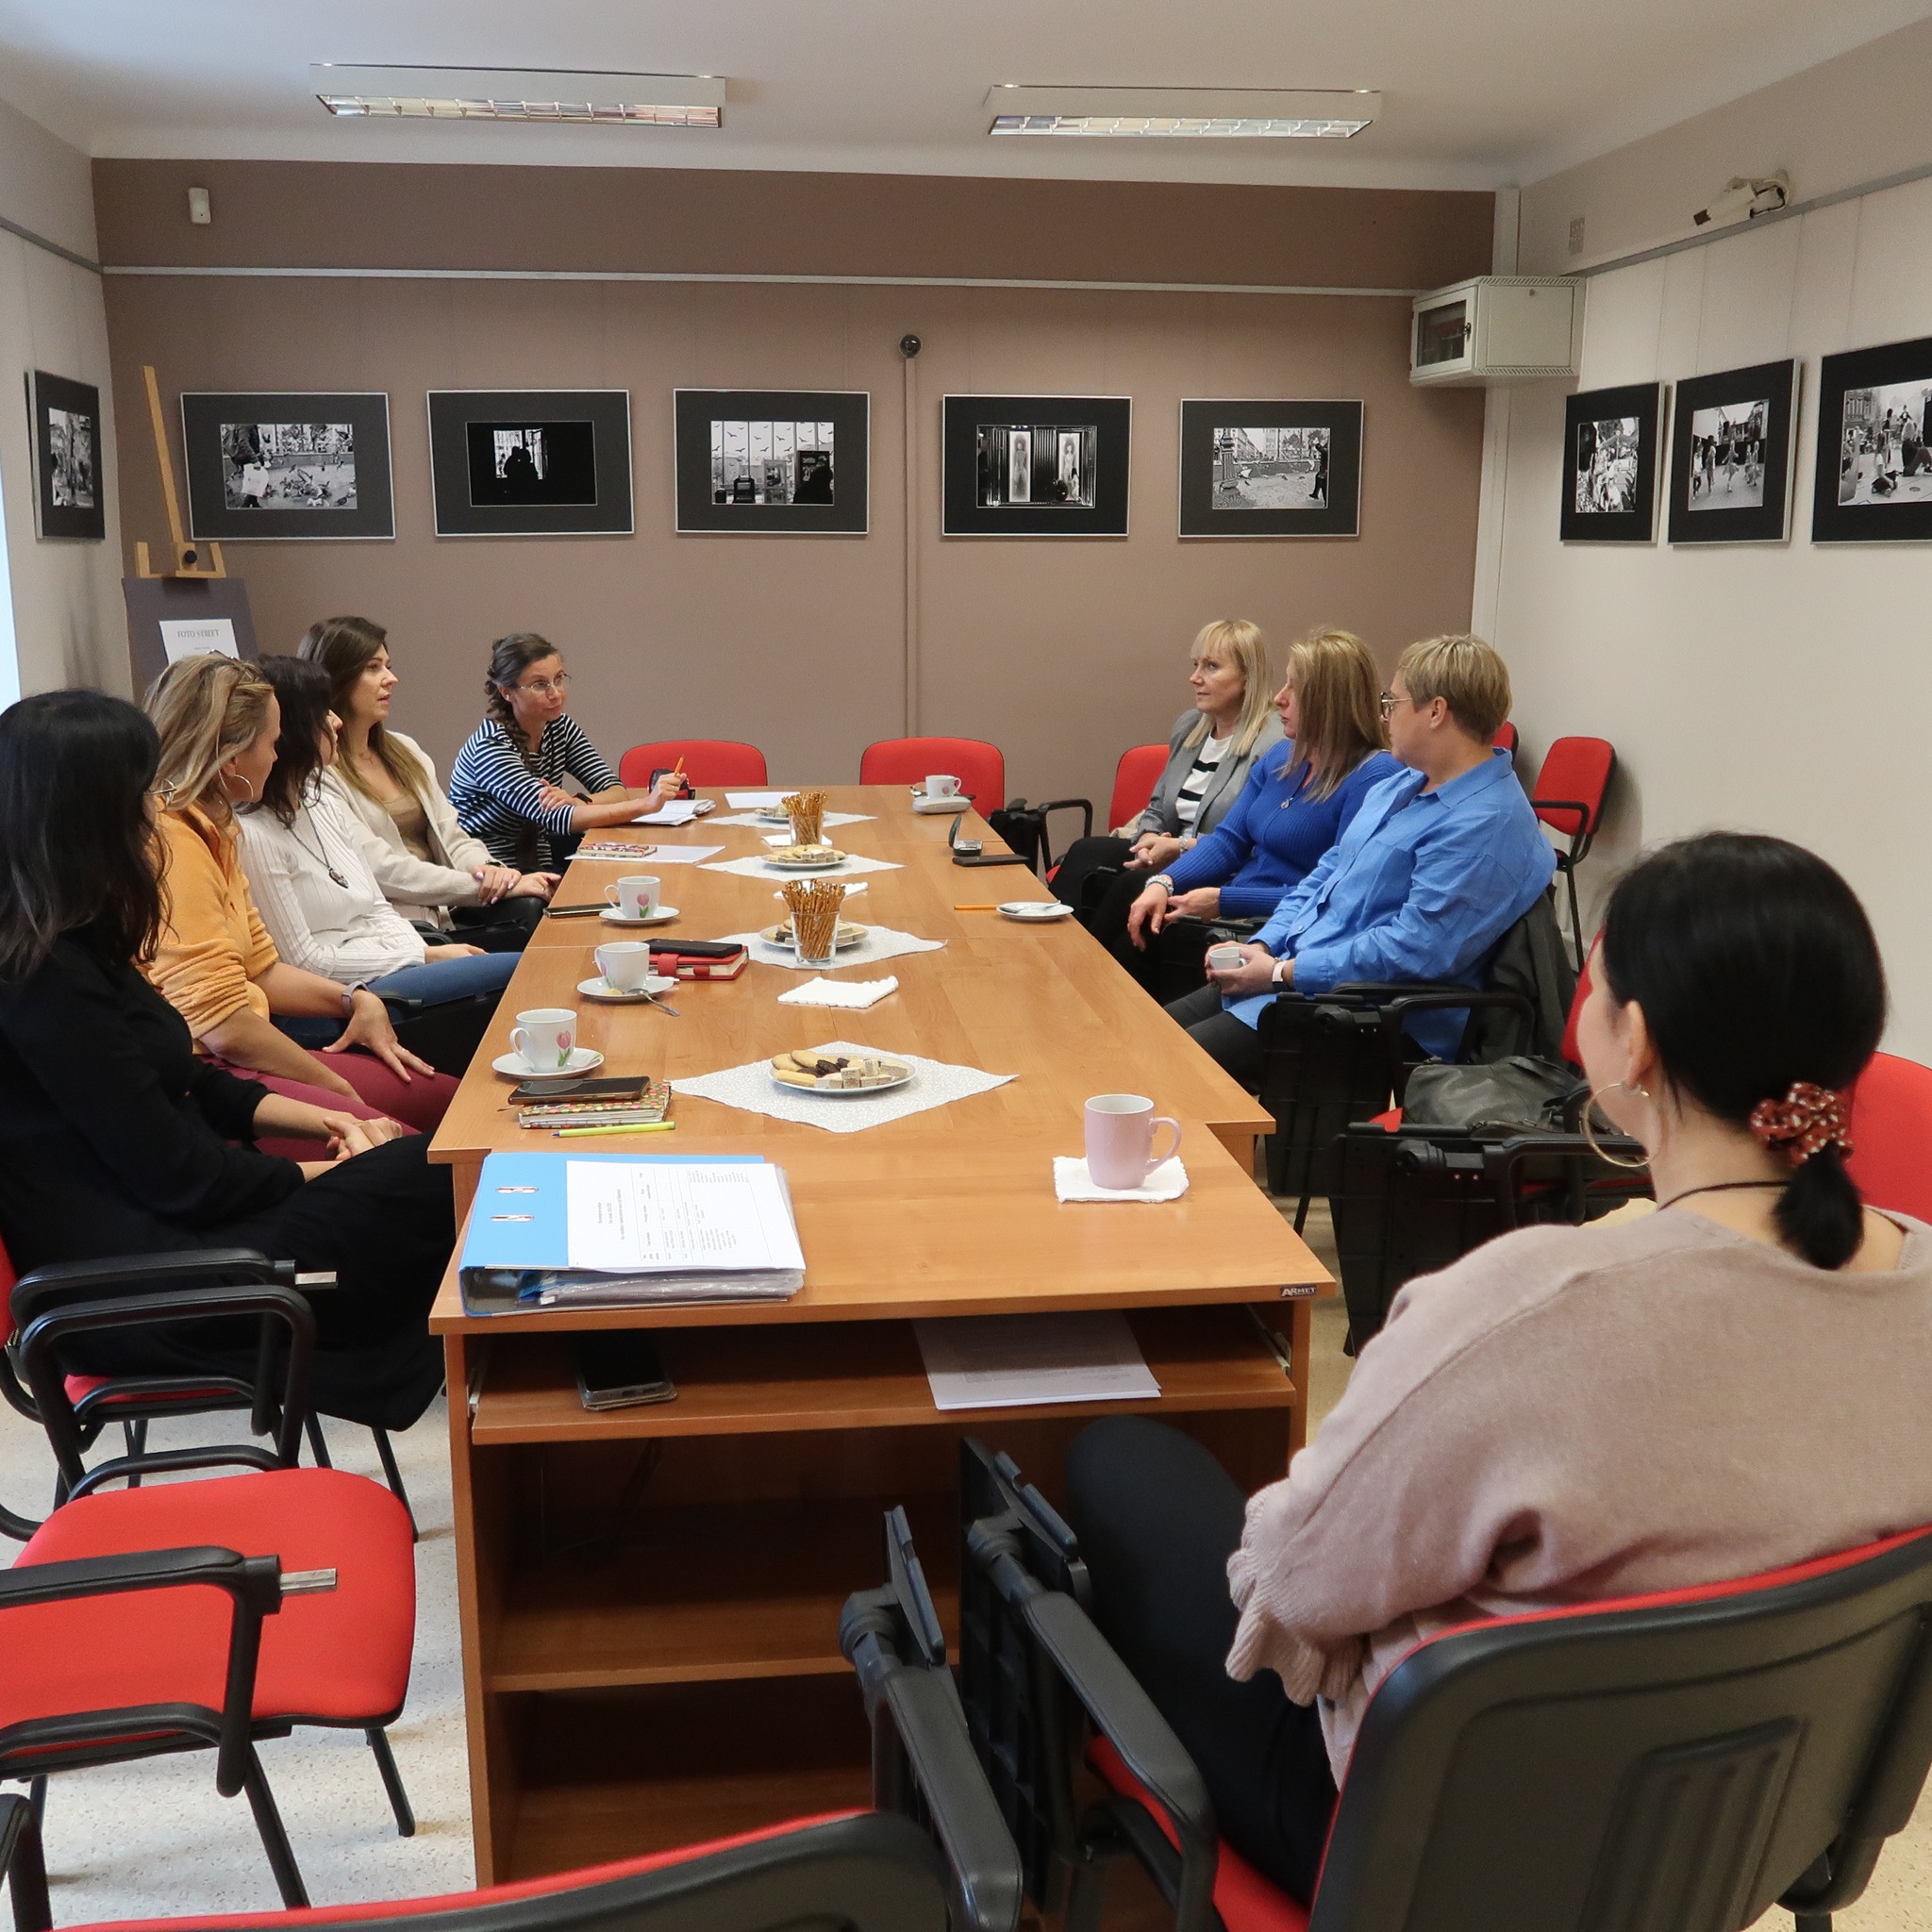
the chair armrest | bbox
[1477,1133,1649,1230]
[1032,798,1095,841]
[0,1790,49,1932]
[9,1251,333,1331]
[1530,797,1594,840]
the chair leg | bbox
[369,1429,418,1541]
[1563,860,1584,971]
[25,1777,45,1830]
[303,1414,332,1469]
[0,1498,41,1542]
[1293,1192,1312,1235]
[1791,1918,1830,1932]
[364,1728,416,1838]
[240,1747,308,1909]
[121,1419,147,1489]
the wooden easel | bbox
[134,363,225,579]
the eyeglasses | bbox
[517,675,571,697]
[1378,690,1409,720]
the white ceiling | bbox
[2,0,1928,190]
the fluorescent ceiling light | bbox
[985,85,1377,138]
[308,64,724,126]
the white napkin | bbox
[776,975,900,1009]
[673,1041,1015,1134]
[1054,1157,1190,1203]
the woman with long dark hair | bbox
[448,633,671,871]
[1059,832,1932,1905]
[298,614,554,950]
[0,691,449,1431]
[237,658,517,1055]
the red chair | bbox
[617,739,768,788]
[860,737,1006,809]
[1492,720,1518,755]
[4,1277,418,1907]
[0,1502,1024,1932]
[0,1241,413,1541]
[1530,735,1616,967]
[957,1439,1932,1932]
[1847,1051,1932,1221]
[1108,743,1170,833]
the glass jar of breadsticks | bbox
[784,878,847,967]
[784,789,827,848]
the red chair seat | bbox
[1087,1736,1308,1932]
[64,1374,242,1409]
[72,1812,865,1930]
[11,1469,413,1727]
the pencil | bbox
[554,1122,678,1139]
[954,904,1002,911]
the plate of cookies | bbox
[758,921,869,952]
[769,1049,913,1095]
[766,844,845,871]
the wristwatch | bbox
[1271,959,1291,986]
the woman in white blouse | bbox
[297,615,556,950]
[238,658,519,1031]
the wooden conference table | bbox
[426,786,1330,1882]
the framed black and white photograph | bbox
[941,394,1130,537]
[1178,399,1362,538]
[182,391,393,541]
[27,370,105,540]
[427,390,632,537]
[1559,382,1662,543]
[1811,336,1932,543]
[674,390,869,534]
[1666,359,1798,544]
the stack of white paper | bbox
[914,1313,1160,1410]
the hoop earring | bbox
[221,765,256,804]
[1581,1081,1652,1171]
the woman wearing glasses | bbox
[449,634,672,871]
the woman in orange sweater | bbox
[146,654,457,1132]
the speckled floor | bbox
[0,1404,474,1923]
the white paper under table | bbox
[915,1312,1160,1411]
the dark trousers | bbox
[1165,981,1266,1088]
[450,893,545,952]
[1065,1418,1338,1903]
[1053,835,1136,910]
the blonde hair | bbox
[1283,627,1387,801]
[1396,633,1512,742]
[1181,620,1274,758]
[145,654,275,817]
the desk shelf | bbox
[471,1307,1295,1444]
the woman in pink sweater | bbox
[1066,831,1932,1903]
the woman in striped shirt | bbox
[448,634,672,869]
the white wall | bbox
[1489,169,1932,1060]
[0,94,126,698]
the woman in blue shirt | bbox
[1103,629,1395,1000]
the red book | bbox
[649,946,748,981]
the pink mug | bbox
[1084,1093,1182,1191]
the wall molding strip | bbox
[0,210,102,275]
[100,262,1424,298]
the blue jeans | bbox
[276,950,518,1048]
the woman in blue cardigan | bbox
[1107,628,1396,1000]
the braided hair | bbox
[484,633,560,771]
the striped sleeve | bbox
[555,716,620,794]
[449,721,577,850]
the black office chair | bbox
[951,1435,1932,1932]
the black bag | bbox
[986,804,1046,871]
[1401,1056,1590,1134]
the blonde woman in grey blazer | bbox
[1054,619,1283,910]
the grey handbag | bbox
[1401,1056,1590,1134]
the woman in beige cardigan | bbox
[1059,831,1931,1905]
[297,615,557,950]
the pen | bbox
[554,1122,678,1139]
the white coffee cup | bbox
[1207,942,1246,974]
[605,874,660,919]
[595,941,655,991]
[1085,1093,1183,1191]
[510,1008,577,1072]
[924,773,961,798]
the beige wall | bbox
[97,165,1490,815]
[0,95,125,699]
[1492,82,1932,1058]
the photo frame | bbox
[942,394,1131,537]
[27,371,105,541]
[1665,360,1798,545]
[1559,381,1662,543]
[1177,399,1362,539]
[1810,335,1932,543]
[427,390,633,537]
[674,390,870,534]
[182,391,393,541]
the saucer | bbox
[999,901,1075,922]
[600,907,678,925]
[578,974,676,1003]
[493,1047,606,1078]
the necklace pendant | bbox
[328,867,348,888]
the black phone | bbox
[948,810,1027,868]
[543,904,608,918]
[510,1074,651,1103]
[646,938,742,958]
[573,1332,676,1410]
